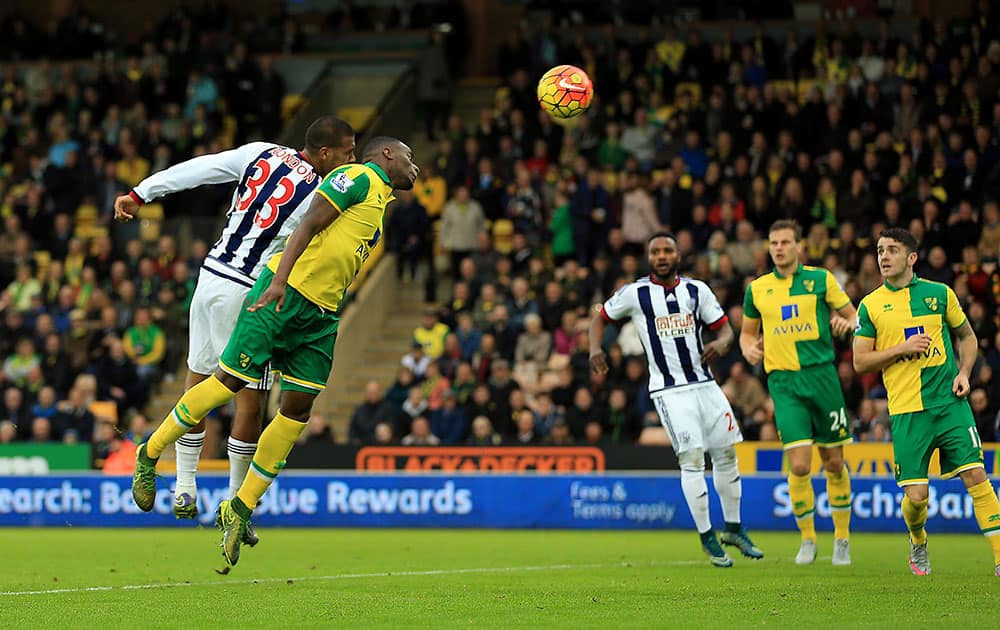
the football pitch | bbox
[2,528,997,628]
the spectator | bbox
[508,408,540,445]
[89,336,147,418]
[466,415,502,446]
[348,381,393,446]
[414,307,450,358]
[582,420,610,446]
[399,386,429,436]
[3,337,40,389]
[53,385,95,442]
[402,415,440,446]
[0,420,15,444]
[370,421,395,446]
[430,390,468,445]
[542,418,575,445]
[31,416,53,442]
[3,264,41,312]
[439,186,485,276]
[514,313,552,368]
[299,413,333,444]
[385,367,415,415]
[454,312,482,361]
[122,307,165,383]
[386,189,430,283]
[621,173,663,252]
[401,340,432,380]
[605,388,641,444]
[485,304,518,361]
[553,310,584,356]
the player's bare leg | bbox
[786,445,817,565]
[958,467,1000,576]
[820,445,852,565]
[172,371,210,519]
[902,483,931,575]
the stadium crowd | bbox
[0,1,469,459]
[0,5,297,456]
[3,2,1000,456]
[364,5,1000,448]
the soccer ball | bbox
[537,64,593,120]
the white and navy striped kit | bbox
[132,141,320,287]
[601,276,729,392]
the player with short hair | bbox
[115,116,356,531]
[739,219,856,566]
[131,136,419,566]
[590,232,762,567]
[853,228,1000,576]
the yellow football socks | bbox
[901,496,928,545]
[237,411,307,510]
[968,480,1000,565]
[826,469,852,540]
[788,473,817,541]
[147,375,236,458]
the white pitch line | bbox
[0,560,705,597]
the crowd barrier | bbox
[0,473,992,533]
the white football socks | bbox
[174,431,205,497]
[710,447,743,525]
[227,436,257,499]
[680,453,712,534]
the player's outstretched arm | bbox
[852,333,932,373]
[117,142,271,220]
[249,194,341,313]
[114,193,141,221]
[588,308,609,375]
[739,316,763,365]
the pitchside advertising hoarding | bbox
[0,473,994,533]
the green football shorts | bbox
[219,268,340,394]
[890,400,983,486]
[768,363,853,450]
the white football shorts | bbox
[188,267,272,391]
[651,381,743,454]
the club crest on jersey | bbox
[330,172,355,193]
[655,313,695,337]
[803,279,814,292]
[924,297,938,311]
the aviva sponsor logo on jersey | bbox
[780,304,799,320]
[773,303,813,335]
[654,313,695,337]
[896,324,943,363]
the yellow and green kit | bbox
[856,275,982,485]
[744,264,853,448]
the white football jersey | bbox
[133,142,321,286]
[601,276,729,392]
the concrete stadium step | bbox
[453,78,501,123]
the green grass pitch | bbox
[2,528,998,628]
